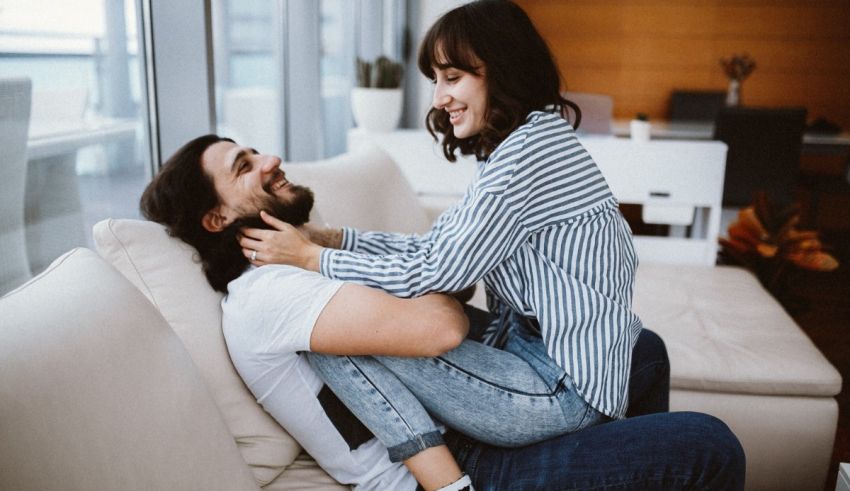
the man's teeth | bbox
[272,177,288,191]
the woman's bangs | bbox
[418,21,480,78]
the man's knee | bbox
[672,412,747,490]
[635,328,669,367]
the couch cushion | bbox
[93,219,302,486]
[0,248,258,490]
[634,263,841,396]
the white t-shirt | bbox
[222,265,416,491]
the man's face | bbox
[200,140,312,232]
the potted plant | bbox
[351,56,404,132]
[720,54,756,106]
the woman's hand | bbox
[239,211,324,271]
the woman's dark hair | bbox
[139,134,249,293]
[418,0,580,162]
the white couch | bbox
[0,143,841,490]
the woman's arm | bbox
[310,283,469,357]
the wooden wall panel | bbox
[516,0,850,127]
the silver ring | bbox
[250,250,257,262]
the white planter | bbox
[630,119,651,142]
[350,87,403,132]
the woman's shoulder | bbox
[489,111,574,162]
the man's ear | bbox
[202,207,229,233]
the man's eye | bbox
[238,162,249,174]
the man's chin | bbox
[265,185,314,227]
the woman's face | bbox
[431,65,488,139]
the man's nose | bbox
[260,155,281,173]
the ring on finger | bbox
[250,250,257,262]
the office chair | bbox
[713,106,807,208]
[563,91,614,134]
[669,90,726,122]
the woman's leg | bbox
[373,336,603,448]
[447,411,746,491]
[306,353,469,491]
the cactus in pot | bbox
[351,56,405,131]
[356,56,404,88]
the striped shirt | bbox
[320,111,643,418]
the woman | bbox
[244,0,638,425]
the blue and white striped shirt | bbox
[320,111,643,418]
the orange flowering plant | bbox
[719,192,838,296]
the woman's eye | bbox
[447,76,459,83]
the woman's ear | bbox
[202,207,228,232]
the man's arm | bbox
[309,283,468,358]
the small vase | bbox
[725,79,741,107]
[350,87,403,132]
[630,119,651,142]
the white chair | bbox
[563,91,614,135]
[0,77,33,295]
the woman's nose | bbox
[432,85,451,109]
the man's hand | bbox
[298,223,343,249]
[240,211,324,271]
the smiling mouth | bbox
[265,171,290,194]
[448,108,465,123]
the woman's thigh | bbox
[376,337,603,447]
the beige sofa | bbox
[0,144,842,490]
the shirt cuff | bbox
[319,247,336,278]
[340,227,358,251]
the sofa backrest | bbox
[0,248,258,491]
[285,143,432,234]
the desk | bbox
[25,118,137,273]
[611,118,850,149]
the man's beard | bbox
[218,184,315,249]
[259,183,314,227]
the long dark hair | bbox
[140,134,252,293]
[418,0,580,162]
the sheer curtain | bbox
[212,0,406,162]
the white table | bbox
[25,118,137,273]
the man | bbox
[139,134,745,490]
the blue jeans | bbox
[445,411,745,490]
[307,307,661,461]
[308,334,605,460]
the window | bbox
[212,0,406,161]
[0,0,151,292]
